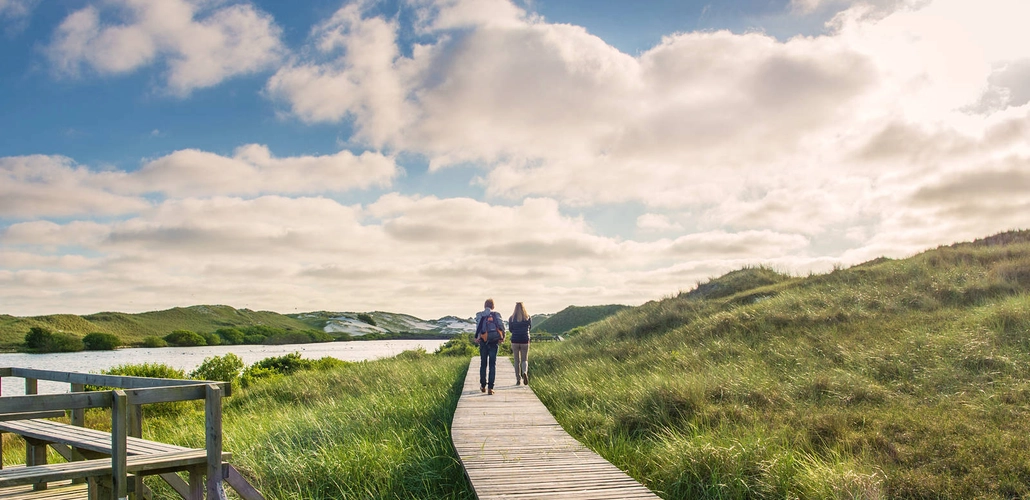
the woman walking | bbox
[508,302,532,386]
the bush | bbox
[311,356,348,371]
[215,328,245,345]
[190,353,244,383]
[164,329,207,347]
[25,326,51,349]
[202,332,222,346]
[250,352,312,375]
[101,362,186,380]
[435,335,479,357]
[141,336,168,348]
[83,332,121,351]
[239,365,280,388]
[24,326,84,352]
[357,313,377,326]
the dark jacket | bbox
[475,309,505,345]
[508,317,531,344]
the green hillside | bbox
[533,304,631,334]
[0,305,313,350]
[531,230,1030,498]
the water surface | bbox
[0,339,448,396]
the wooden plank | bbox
[451,357,659,499]
[0,450,227,488]
[0,420,190,456]
[0,393,113,414]
[0,412,65,422]
[0,481,87,500]
[7,369,228,395]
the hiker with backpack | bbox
[509,302,532,386]
[474,298,506,395]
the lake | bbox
[0,339,449,396]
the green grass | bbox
[529,230,1030,499]
[144,353,475,499]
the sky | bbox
[1,0,1029,320]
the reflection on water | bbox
[0,339,448,396]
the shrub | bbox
[101,362,186,380]
[435,335,478,357]
[164,329,207,347]
[24,326,83,352]
[250,352,312,375]
[239,365,280,388]
[141,336,168,348]
[25,326,52,349]
[357,313,377,326]
[190,353,244,383]
[215,328,245,345]
[311,356,348,371]
[202,332,222,346]
[83,332,121,351]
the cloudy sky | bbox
[2,0,1028,320]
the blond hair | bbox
[511,302,529,322]
[484,298,495,309]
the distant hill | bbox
[533,304,630,334]
[290,311,475,337]
[0,306,475,350]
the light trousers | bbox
[511,342,529,379]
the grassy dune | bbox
[529,230,1030,498]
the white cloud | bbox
[115,144,400,197]
[265,0,1030,263]
[47,0,284,95]
[2,190,823,317]
[0,155,150,218]
[0,146,399,219]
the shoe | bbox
[516,377,522,386]
[488,389,495,395]
[481,386,486,393]
[522,373,529,385]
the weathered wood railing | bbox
[0,367,261,500]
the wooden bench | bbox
[0,367,263,500]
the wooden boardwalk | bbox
[451,357,659,499]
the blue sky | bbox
[2,0,1028,319]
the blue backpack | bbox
[478,312,503,344]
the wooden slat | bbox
[0,451,230,488]
[7,368,229,395]
[0,420,190,456]
[0,481,86,500]
[451,357,659,500]
[0,412,65,423]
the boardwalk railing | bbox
[451,357,660,499]
[0,367,263,500]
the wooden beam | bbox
[1,392,114,414]
[205,384,227,500]
[111,390,128,500]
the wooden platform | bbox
[451,357,659,499]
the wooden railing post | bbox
[111,390,128,500]
[24,377,47,491]
[205,384,227,500]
